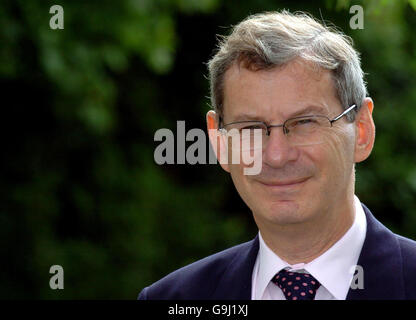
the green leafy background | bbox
[1,0,415,299]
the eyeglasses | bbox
[219,104,357,151]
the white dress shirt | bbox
[251,195,367,300]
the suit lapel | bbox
[211,235,259,299]
[346,204,405,299]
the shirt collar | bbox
[255,195,367,300]
[254,231,289,300]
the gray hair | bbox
[207,10,368,123]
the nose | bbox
[263,127,299,168]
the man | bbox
[138,11,416,300]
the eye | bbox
[243,125,263,130]
[238,124,264,133]
[290,118,318,127]
[297,119,314,125]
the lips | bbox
[258,177,310,187]
[256,177,310,193]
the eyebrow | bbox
[289,105,329,118]
[228,105,329,123]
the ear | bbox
[354,97,376,163]
[206,110,230,172]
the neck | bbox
[258,193,356,265]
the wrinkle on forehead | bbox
[223,58,340,122]
[229,57,328,84]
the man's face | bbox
[221,59,357,228]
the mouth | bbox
[257,177,310,190]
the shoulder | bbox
[396,234,416,299]
[396,233,416,255]
[138,239,255,300]
[396,233,416,266]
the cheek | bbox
[228,160,264,210]
[332,127,355,160]
[318,127,355,178]
[229,161,255,189]
[228,164,255,209]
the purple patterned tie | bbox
[271,269,321,300]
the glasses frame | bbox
[219,104,357,136]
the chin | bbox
[257,198,316,226]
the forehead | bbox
[222,59,340,121]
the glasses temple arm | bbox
[331,104,357,123]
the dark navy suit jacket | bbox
[138,204,416,299]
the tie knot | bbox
[271,269,321,300]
